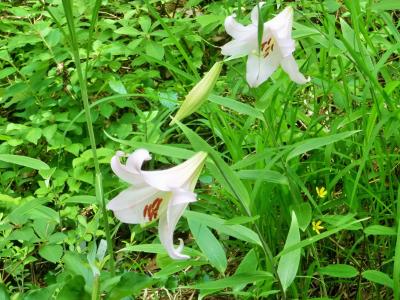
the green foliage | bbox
[0,0,399,299]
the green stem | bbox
[91,274,100,300]
[61,0,115,275]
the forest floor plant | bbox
[0,0,399,299]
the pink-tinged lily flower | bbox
[221,4,310,87]
[107,149,207,260]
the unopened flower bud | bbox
[170,61,223,125]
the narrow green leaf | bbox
[188,218,227,273]
[64,195,98,205]
[362,270,394,289]
[277,211,301,292]
[319,264,358,278]
[286,131,359,161]
[208,94,264,120]
[118,244,203,258]
[187,271,273,290]
[364,225,396,236]
[0,154,49,170]
[237,169,289,185]
[177,122,251,212]
[185,210,261,246]
[275,217,369,259]
[370,1,400,11]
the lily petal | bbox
[221,36,257,57]
[106,185,164,223]
[141,152,207,191]
[250,2,265,25]
[126,148,152,173]
[246,51,281,87]
[280,55,310,84]
[158,199,190,260]
[265,6,293,40]
[224,15,254,39]
[111,151,148,186]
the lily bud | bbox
[170,61,223,125]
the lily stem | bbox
[61,0,115,275]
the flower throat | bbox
[261,37,275,58]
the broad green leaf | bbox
[0,284,10,300]
[234,249,258,291]
[364,225,396,236]
[185,210,261,246]
[0,154,49,170]
[109,79,127,94]
[24,285,58,300]
[362,270,394,289]
[114,26,141,36]
[57,275,88,300]
[39,244,63,263]
[286,131,359,161]
[26,127,42,144]
[292,202,312,231]
[9,227,39,242]
[63,252,93,289]
[187,271,272,290]
[6,198,48,225]
[145,40,164,60]
[208,94,263,120]
[188,217,227,273]
[277,211,301,292]
[108,273,155,300]
[319,264,358,278]
[0,194,21,205]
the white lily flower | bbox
[221,3,310,87]
[107,149,207,260]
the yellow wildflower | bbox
[312,220,324,234]
[316,186,327,198]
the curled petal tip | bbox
[115,150,125,157]
[177,238,185,252]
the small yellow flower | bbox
[316,186,327,198]
[312,220,324,234]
